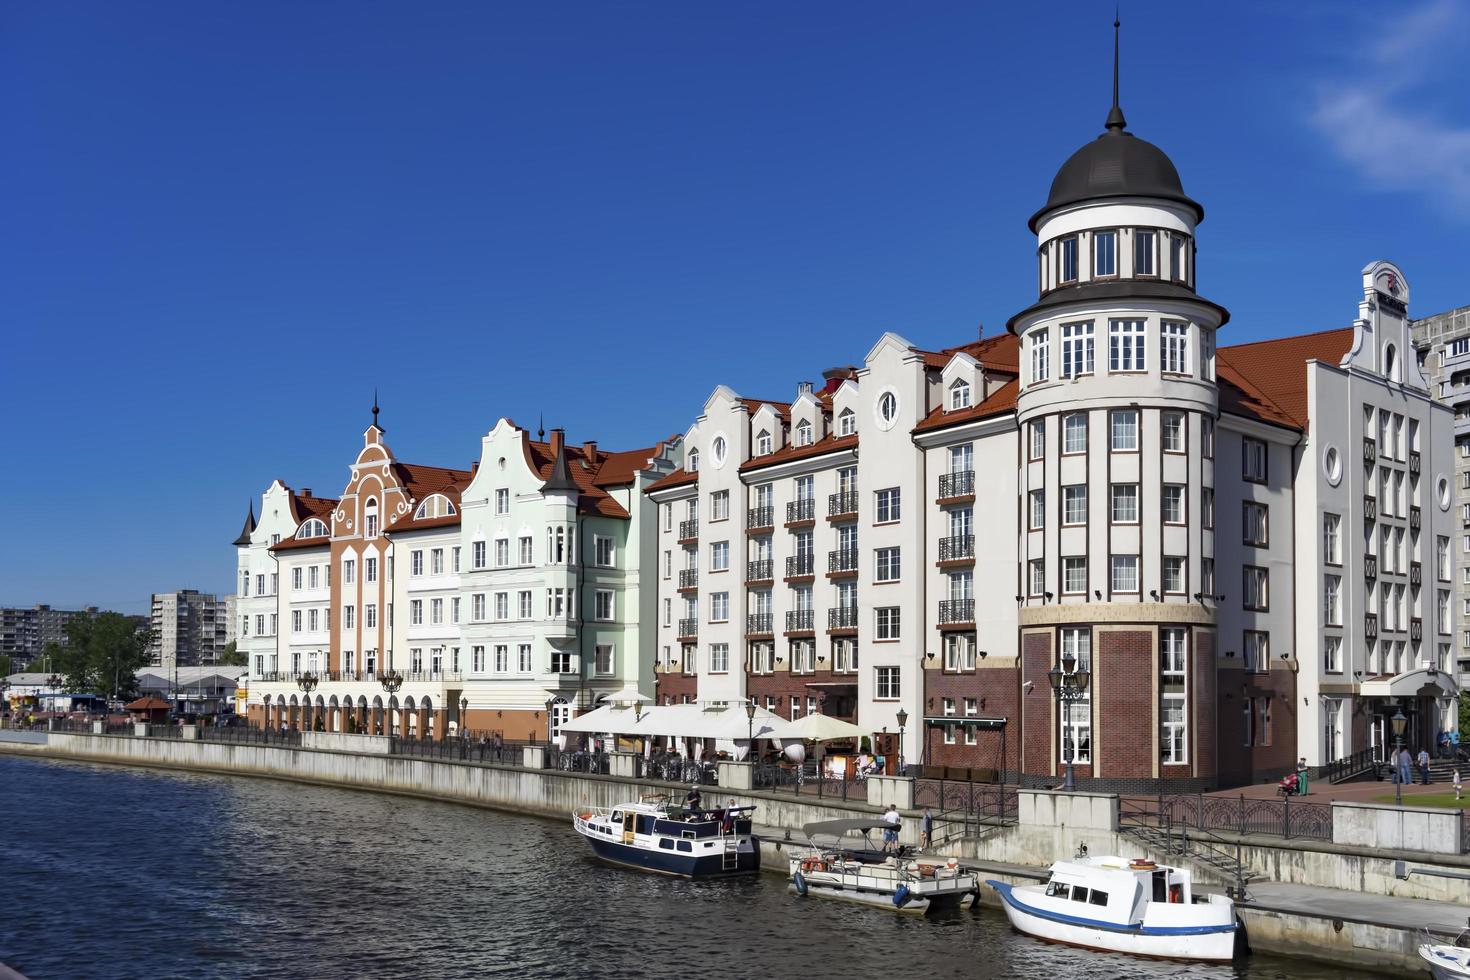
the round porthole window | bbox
[1438,475,1451,511]
[1323,446,1342,486]
[711,435,728,469]
[874,388,900,431]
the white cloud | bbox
[1309,0,1470,213]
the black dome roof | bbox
[1029,121,1203,232]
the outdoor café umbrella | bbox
[786,713,864,742]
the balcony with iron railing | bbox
[828,549,858,575]
[678,519,699,542]
[1365,613,1378,639]
[1411,617,1423,642]
[939,534,975,562]
[785,554,815,578]
[677,618,699,639]
[1410,450,1421,476]
[747,506,774,531]
[786,609,815,632]
[678,568,698,590]
[746,613,773,635]
[1410,561,1422,587]
[828,491,858,519]
[938,470,975,501]
[1364,495,1376,522]
[747,559,773,582]
[939,598,975,625]
[1410,505,1421,531]
[1365,554,1377,580]
[828,606,858,630]
[786,498,816,524]
[1363,437,1376,464]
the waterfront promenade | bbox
[2,725,1465,973]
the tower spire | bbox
[372,388,381,430]
[1105,10,1127,131]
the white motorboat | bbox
[573,795,761,878]
[1420,923,1470,979]
[788,819,979,915]
[987,854,1237,962]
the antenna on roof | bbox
[538,413,545,441]
[1105,9,1126,131]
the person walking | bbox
[1397,746,1413,786]
[882,803,901,854]
[1455,769,1463,802]
[920,806,935,850]
[1418,747,1432,785]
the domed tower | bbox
[1009,21,1229,791]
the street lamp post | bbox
[896,708,909,775]
[745,701,756,761]
[1392,707,1408,807]
[1047,653,1092,793]
[297,672,318,732]
[460,696,469,737]
[46,674,63,716]
[380,669,403,736]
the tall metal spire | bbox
[1105,11,1127,132]
[372,388,382,431]
[538,413,545,441]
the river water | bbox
[0,755,1390,980]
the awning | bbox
[557,703,798,741]
[803,819,890,838]
[923,715,1007,729]
[785,713,865,742]
[1359,668,1459,700]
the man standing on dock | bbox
[882,804,901,853]
[920,806,934,850]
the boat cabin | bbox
[1043,857,1197,925]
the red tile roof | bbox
[916,333,1020,374]
[1217,327,1355,430]
[739,433,859,473]
[912,378,1019,434]
[287,491,338,526]
[646,468,698,493]
[522,436,671,519]
[743,398,791,419]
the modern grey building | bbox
[149,590,231,673]
[0,605,100,668]
[1411,303,1470,684]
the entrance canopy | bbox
[557,702,797,741]
[1359,667,1459,699]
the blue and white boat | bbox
[573,795,761,878]
[987,854,1237,962]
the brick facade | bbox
[1096,629,1153,779]
[921,663,1019,775]
[1217,665,1299,784]
[1192,628,1218,781]
[1020,631,1053,780]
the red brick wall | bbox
[922,663,1019,773]
[747,670,858,721]
[1192,628,1217,781]
[1021,632,1053,779]
[1216,667,1298,785]
[655,670,698,705]
[1096,630,1153,779]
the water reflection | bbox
[0,757,1387,980]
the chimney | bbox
[582,440,599,465]
[549,428,565,457]
[798,381,813,395]
[471,460,479,472]
[302,489,312,498]
[976,321,984,339]
[821,366,858,394]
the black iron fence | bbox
[752,761,863,801]
[1122,792,1333,843]
[913,778,1018,833]
[200,726,302,747]
[640,753,718,786]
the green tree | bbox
[217,640,247,667]
[1459,694,1470,740]
[54,613,154,702]
[0,654,12,678]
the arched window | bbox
[795,420,813,447]
[687,449,700,473]
[547,525,567,564]
[837,408,856,437]
[1384,343,1400,382]
[364,499,379,538]
[949,379,972,411]
[878,391,898,423]
[756,430,772,455]
[414,495,457,520]
[296,518,328,539]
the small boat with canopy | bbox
[787,819,979,914]
[573,794,761,878]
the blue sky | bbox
[4,1,1470,614]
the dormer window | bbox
[837,408,856,437]
[687,449,700,473]
[1059,236,1079,283]
[756,429,772,455]
[1093,230,1117,277]
[795,420,813,447]
[414,495,457,520]
[948,379,972,411]
[296,518,328,539]
[1134,230,1156,277]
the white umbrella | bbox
[786,713,865,742]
